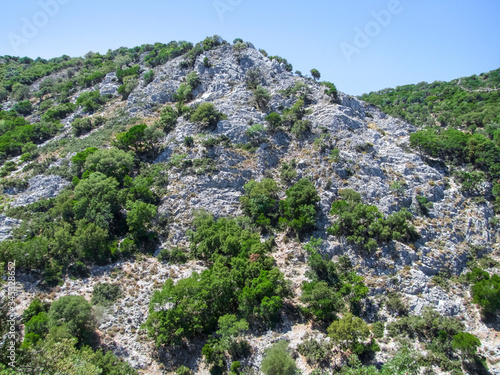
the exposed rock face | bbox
[0,214,21,242]
[9,175,70,207]
[7,44,500,374]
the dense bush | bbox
[42,102,77,122]
[13,100,33,115]
[328,313,370,351]
[144,213,290,346]
[328,189,418,251]
[265,112,282,132]
[190,102,227,129]
[467,268,500,314]
[118,76,139,100]
[278,178,320,233]
[260,341,297,375]
[301,243,368,322]
[252,86,271,111]
[76,90,107,113]
[15,295,138,373]
[143,69,154,85]
[92,283,122,306]
[48,295,96,346]
[70,117,93,139]
[240,178,279,227]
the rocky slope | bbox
[1,42,499,374]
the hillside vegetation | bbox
[0,37,498,375]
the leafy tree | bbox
[73,221,111,264]
[327,313,370,351]
[48,295,96,346]
[240,178,279,226]
[186,71,201,89]
[115,124,148,151]
[471,272,500,314]
[84,148,135,182]
[126,200,157,240]
[118,76,139,100]
[13,100,32,115]
[157,105,179,133]
[252,86,271,111]
[265,112,282,132]
[143,69,154,85]
[452,332,481,356]
[72,117,94,136]
[190,102,227,130]
[310,69,321,81]
[279,178,320,233]
[260,341,297,375]
[73,172,120,228]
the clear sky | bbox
[1,0,499,95]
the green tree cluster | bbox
[144,213,290,347]
[328,189,418,251]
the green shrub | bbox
[143,69,154,85]
[452,332,481,356]
[186,71,201,89]
[84,148,135,182]
[76,90,106,113]
[116,64,140,83]
[246,68,262,90]
[372,321,385,338]
[265,112,282,132]
[157,247,188,263]
[416,195,433,216]
[0,87,8,102]
[72,117,94,136]
[14,100,33,115]
[240,178,279,226]
[328,189,418,251]
[184,136,194,147]
[261,341,297,375]
[48,295,96,346]
[118,76,139,100]
[190,102,227,129]
[157,105,179,133]
[203,57,211,68]
[176,366,193,375]
[280,160,297,184]
[252,86,271,111]
[385,293,408,316]
[278,178,320,233]
[297,339,332,365]
[91,283,122,306]
[42,103,76,122]
[11,83,30,101]
[470,270,500,314]
[329,148,340,163]
[327,313,370,351]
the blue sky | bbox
[1,0,499,95]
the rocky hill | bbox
[0,37,499,375]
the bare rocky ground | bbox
[2,44,499,374]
